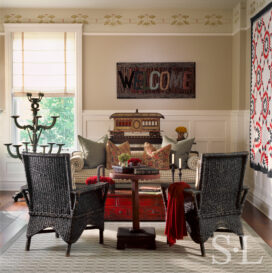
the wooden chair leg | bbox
[99,229,104,244]
[200,243,206,257]
[239,236,244,250]
[66,243,72,257]
[25,237,31,251]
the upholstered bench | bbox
[71,151,198,189]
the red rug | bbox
[104,190,165,221]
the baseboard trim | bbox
[247,191,272,221]
[0,181,25,191]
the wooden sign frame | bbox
[117,62,195,99]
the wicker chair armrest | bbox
[184,188,201,195]
[184,188,201,212]
[72,183,109,213]
[75,182,109,196]
[240,186,249,206]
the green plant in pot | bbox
[118,153,131,167]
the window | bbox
[5,24,82,151]
[14,97,75,148]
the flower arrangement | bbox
[128,158,142,166]
[175,126,187,133]
[118,153,131,166]
[175,126,188,141]
[86,176,115,185]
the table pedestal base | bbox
[117,227,156,250]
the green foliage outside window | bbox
[20,97,75,149]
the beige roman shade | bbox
[12,31,76,97]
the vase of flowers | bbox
[128,158,142,167]
[118,153,131,167]
[175,126,188,141]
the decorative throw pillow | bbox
[143,142,171,170]
[162,136,195,168]
[78,135,107,168]
[106,141,131,169]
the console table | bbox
[109,172,160,249]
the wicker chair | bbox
[21,153,109,257]
[184,152,249,257]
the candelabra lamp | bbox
[170,163,176,183]
[4,92,64,201]
[178,168,182,182]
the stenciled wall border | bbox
[0,8,232,33]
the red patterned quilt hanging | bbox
[250,3,272,176]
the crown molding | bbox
[0,27,251,37]
[83,32,233,36]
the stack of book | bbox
[133,166,159,175]
[112,165,159,175]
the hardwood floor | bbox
[0,191,272,249]
[0,191,28,212]
[242,201,272,247]
[0,192,28,254]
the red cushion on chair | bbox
[86,176,115,185]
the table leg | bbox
[116,177,156,249]
[131,179,139,230]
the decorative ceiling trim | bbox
[0,28,251,37]
[0,8,233,33]
[82,32,233,36]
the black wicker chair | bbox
[184,152,249,257]
[21,153,109,257]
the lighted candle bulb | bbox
[178,158,182,182]
[172,153,175,164]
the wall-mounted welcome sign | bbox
[117,62,195,99]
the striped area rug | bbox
[1,221,271,273]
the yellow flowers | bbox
[175,126,187,133]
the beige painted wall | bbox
[83,35,232,110]
[232,32,240,110]
[232,30,248,110]
[244,28,251,110]
[0,36,4,110]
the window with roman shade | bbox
[12,31,76,97]
[4,24,83,151]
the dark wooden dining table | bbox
[109,172,160,250]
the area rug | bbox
[0,221,271,273]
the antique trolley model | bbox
[109,109,164,150]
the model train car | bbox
[109,109,164,148]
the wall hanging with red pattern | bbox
[250,2,272,176]
[117,62,195,99]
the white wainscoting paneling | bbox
[0,109,247,191]
[82,110,234,154]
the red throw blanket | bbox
[165,182,191,246]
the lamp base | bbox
[12,191,24,202]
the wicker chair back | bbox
[22,153,73,217]
[198,152,248,218]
